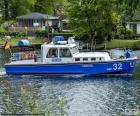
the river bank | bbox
[0,38,140,50]
[0,38,43,46]
[97,39,140,50]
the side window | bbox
[46,48,58,58]
[60,48,72,57]
[83,58,88,61]
[91,58,96,61]
[75,58,80,61]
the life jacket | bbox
[23,52,27,60]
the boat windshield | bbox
[71,46,79,54]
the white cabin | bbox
[41,40,111,64]
[10,39,112,65]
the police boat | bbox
[5,37,137,76]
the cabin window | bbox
[59,48,72,57]
[46,48,58,58]
[99,57,102,61]
[83,58,88,61]
[71,46,79,54]
[75,58,80,61]
[91,58,96,61]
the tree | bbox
[10,0,35,19]
[0,0,11,20]
[115,0,140,33]
[34,0,64,15]
[0,0,35,20]
[0,0,65,21]
[66,0,114,45]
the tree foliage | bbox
[10,0,35,19]
[0,0,64,20]
[66,0,140,40]
[114,0,140,34]
[66,0,113,40]
[34,0,64,15]
[0,0,140,41]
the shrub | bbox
[119,34,125,39]
[0,32,27,37]
[0,27,6,33]
[35,30,48,37]
[117,25,125,34]
[49,32,74,39]
[111,32,119,39]
[126,29,133,35]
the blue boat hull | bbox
[5,59,137,76]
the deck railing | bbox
[10,51,41,62]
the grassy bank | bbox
[0,37,140,49]
[0,38,43,46]
[97,39,140,49]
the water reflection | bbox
[0,76,140,115]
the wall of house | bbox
[45,20,52,26]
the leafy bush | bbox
[0,32,27,37]
[112,32,119,39]
[119,34,125,39]
[49,32,74,39]
[0,27,6,33]
[35,30,48,37]
[126,29,133,35]
[117,25,125,34]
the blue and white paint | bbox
[5,37,138,76]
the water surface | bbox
[0,49,140,116]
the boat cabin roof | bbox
[42,43,77,48]
[73,52,111,60]
[41,40,111,61]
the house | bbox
[126,16,140,34]
[10,12,61,32]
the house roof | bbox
[17,12,59,20]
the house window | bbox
[75,58,80,61]
[46,48,58,58]
[59,48,72,57]
[83,58,88,61]
[130,24,137,34]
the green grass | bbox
[97,39,140,49]
[1,37,140,49]
[0,37,43,46]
